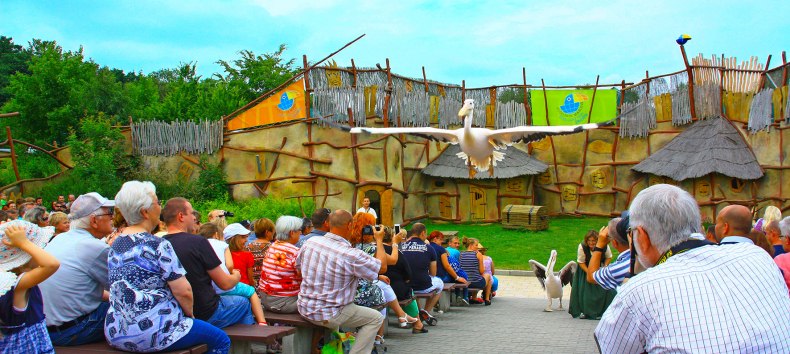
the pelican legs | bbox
[468,161,477,178]
[488,156,495,177]
[544,297,553,312]
[557,297,564,310]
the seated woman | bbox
[460,237,492,305]
[568,230,616,320]
[106,181,230,353]
[246,218,274,286]
[258,216,302,314]
[352,212,427,340]
[478,244,498,297]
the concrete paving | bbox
[382,275,601,354]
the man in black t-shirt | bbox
[162,197,254,328]
[400,223,443,324]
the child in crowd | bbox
[478,244,498,297]
[225,223,256,287]
[0,221,59,352]
[198,223,267,326]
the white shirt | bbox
[357,207,377,219]
[577,243,611,264]
[595,243,790,353]
[207,238,230,293]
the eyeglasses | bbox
[94,211,114,218]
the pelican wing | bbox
[528,259,548,290]
[558,261,577,287]
[486,123,602,147]
[350,126,459,143]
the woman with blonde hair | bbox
[459,237,492,305]
[755,205,783,233]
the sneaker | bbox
[459,298,470,306]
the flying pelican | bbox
[350,99,606,178]
[529,250,577,312]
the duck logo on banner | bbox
[277,91,297,111]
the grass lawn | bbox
[423,216,616,270]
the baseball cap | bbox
[223,223,252,241]
[0,220,55,272]
[68,192,116,220]
[616,211,630,241]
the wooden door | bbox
[470,186,486,220]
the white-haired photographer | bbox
[594,184,790,353]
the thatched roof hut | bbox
[422,145,548,180]
[632,116,763,181]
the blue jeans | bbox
[48,302,109,346]
[206,295,255,328]
[166,318,230,354]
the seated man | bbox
[714,204,754,244]
[595,184,790,352]
[297,210,387,354]
[162,198,254,328]
[296,207,331,248]
[585,216,631,290]
[400,223,443,323]
[40,192,115,345]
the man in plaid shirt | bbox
[296,209,388,354]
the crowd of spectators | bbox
[0,185,497,354]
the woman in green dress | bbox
[568,230,617,319]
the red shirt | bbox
[259,241,302,297]
[231,250,255,285]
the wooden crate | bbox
[501,205,548,231]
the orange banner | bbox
[227,79,307,130]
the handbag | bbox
[321,331,355,354]
[354,279,386,308]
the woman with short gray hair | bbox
[258,215,303,313]
[106,181,230,353]
[23,206,49,227]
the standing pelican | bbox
[350,99,606,178]
[529,250,576,312]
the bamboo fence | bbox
[131,120,223,156]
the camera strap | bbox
[655,239,714,266]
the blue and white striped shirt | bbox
[595,243,790,353]
[592,249,630,290]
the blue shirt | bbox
[40,228,109,326]
[592,249,631,290]
[105,232,192,352]
[296,229,327,248]
[446,247,461,262]
[400,238,437,291]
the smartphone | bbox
[394,224,401,234]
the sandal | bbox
[374,335,384,345]
[398,315,418,328]
[419,309,438,326]
[411,324,429,334]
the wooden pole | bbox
[461,80,466,102]
[383,58,393,128]
[522,68,532,125]
[350,59,357,89]
[758,55,772,90]
[303,54,317,200]
[5,127,20,192]
[421,67,429,92]
[679,44,697,120]
[0,112,20,118]
[782,51,788,88]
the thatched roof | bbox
[421,145,548,180]
[632,116,763,181]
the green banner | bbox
[529,89,618,125]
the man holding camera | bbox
[585,216,631,290]
[594,184,790,353]
[297,209,388,354]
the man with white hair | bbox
[40,192,115,346]
[595,184,790,353]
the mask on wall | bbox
[696,180,711,197]
[591,169,607,189]
[325,60,342,88]
[562,185,577,201]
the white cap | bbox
[223,223,251,241]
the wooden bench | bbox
[55,342,207,353]
[264,312,324,354]
[223,324,296,354]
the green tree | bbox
[2,40,125,145]
[0,36,32,107]
[216,44,299,102]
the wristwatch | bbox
[592,246,607,253]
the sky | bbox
[1,0,788,87]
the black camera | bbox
[222,211,234,218]
[362,225,380,236]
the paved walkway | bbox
[382,275,601,353]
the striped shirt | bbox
[592,249,630,290]
[595,243,790,353]
[295,232,381,321]
[460,251,483,283]
[258,241,301,297]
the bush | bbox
[192,197,315,225]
